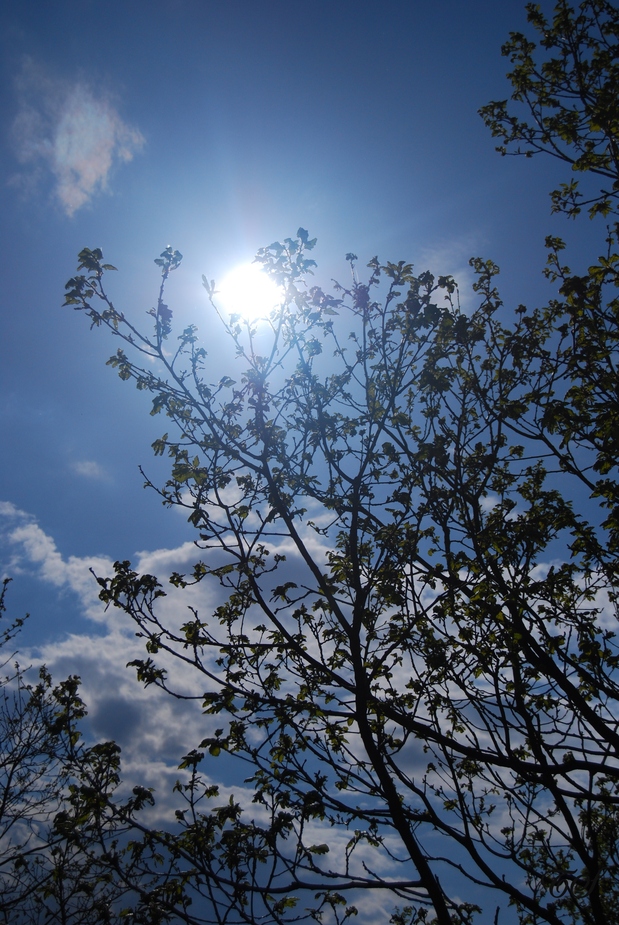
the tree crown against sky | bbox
[480,0,619,219]
[0,579,141,924]
[53,3,619,924]
[0,0,612,923]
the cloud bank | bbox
[10,58,144,216]
[4,500,611,919]
[0,501,223,809]
[0,501,424,916]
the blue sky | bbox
[0,1,608,916]
[1,0,563,632]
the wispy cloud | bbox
[10,58,144,216]
[71,459,109,481]
[418,235,483,312]
[2,514,113,621]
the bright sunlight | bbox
[217,262,282,320]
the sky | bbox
[0,0,607,918]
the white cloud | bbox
[0,500,26,519]
[10,57,144,216]
[3,516,113,622]
[134,540,199,574]
[71,460,109,480]
[0,501,223,815]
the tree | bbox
[0,576,65,920]
[61,2,619,923]
[0,579,151,924]
[479,0,619,221]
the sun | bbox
[217,262,282,320]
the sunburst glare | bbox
[217,262,282,320]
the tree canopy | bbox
[480,0,619,220]
[0,580,140,924]
[5,2,619,924]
